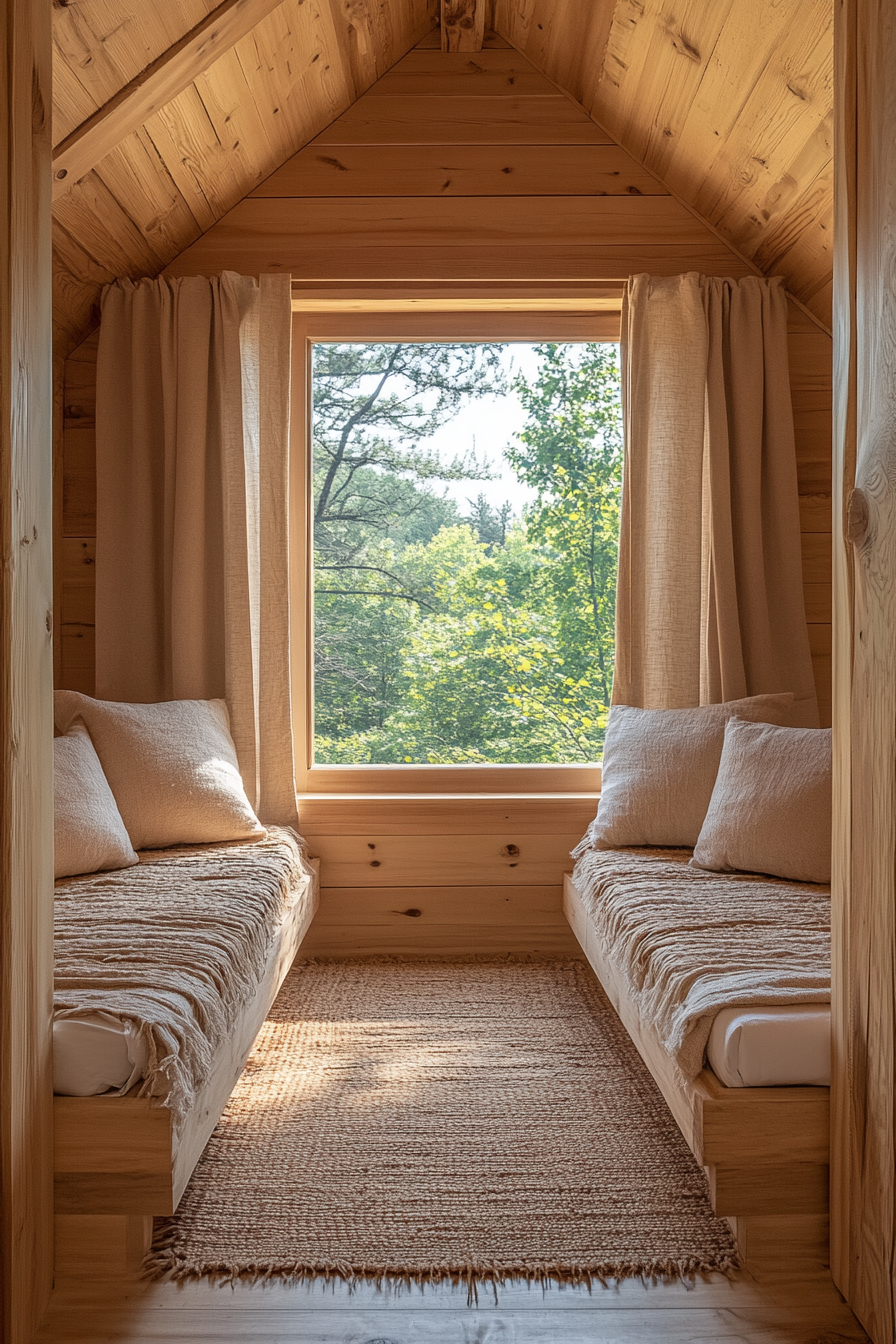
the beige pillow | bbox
[53,692,265,851]
[591,693,795,849]
[691,718,831,883]
[55,722,139,879]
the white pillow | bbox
[591,693,795,849]
[54,722,139,879]
[691,718,831,883]
[53,692,265,851]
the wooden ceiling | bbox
[495,0,834,324]
[50,0,439,353]
[51,0,833,354]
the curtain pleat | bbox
[614,272,818,728]
[616,274,708,709]
[95,271,298,826]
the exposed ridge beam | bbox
[52,0,286,201]
[440,0,485,52]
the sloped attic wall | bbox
[58,34,832,728]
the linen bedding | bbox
[53,826,316,1129]
[571,845,830,1081]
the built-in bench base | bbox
[53,860,319,1276]
[563,871,831,1276]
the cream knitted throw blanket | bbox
[54,827,315,1130]
[571,846,830,1080]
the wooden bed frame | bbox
[563,872,831,1276]
[52,860,319,1276]
[52,863,827,1277]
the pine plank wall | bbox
[55,34,833,955]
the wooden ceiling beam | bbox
[51,0,287,202]
[440,0,485,52]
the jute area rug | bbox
[147,956,738,1288]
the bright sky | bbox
[425,343,548,519]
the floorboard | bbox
[37,1269,866,1342]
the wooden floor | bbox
[36,1264,866,1342]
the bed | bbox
[52,827,319,1275]
[564,847,831,1276]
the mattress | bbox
[53,1011,149,1096]
[53,827,317,1122]
[570,845,830,1081]
[707,1004,831,1087]
[57,1000,833,1096]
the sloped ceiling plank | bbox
[52,0,289,199]
[52,224,118,355]
[683,11,831,224]
[489,0,616,114]
[599,0,739,176]
[493,0,834,329]
[88,133,207,258]
[150,84,254,215]
[51,0,438,353]
[53,40,117,143]
[52,1,217,144]
[55,173,172,280]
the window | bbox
[290,307,622,793]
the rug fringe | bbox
[143,1239,740,1296]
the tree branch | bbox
[317,587,435,610]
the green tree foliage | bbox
[312,342,503,591]
[312,343,504,740]
[506,342,622,706]
[311,342,623,765]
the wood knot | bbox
[501,843,520,857]
[847,487,870,546]
[394,908,421,918]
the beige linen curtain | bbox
[614,272,818,728]
[95,271,298,826]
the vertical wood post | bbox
[440,0,485,52]
[0,0,55,1339]
[831,0,896,1339]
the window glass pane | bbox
[311,341,621,765]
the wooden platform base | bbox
[52,865,318,1231]
[563,871,831,1277]
[728,1215,830,1281]
[54,1213,152,1278]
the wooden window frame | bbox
[290,300,622,795]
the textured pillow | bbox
[54,722,139,879]
[691,718,831,883]
[592,693,795,849]
[53,691,265,851]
